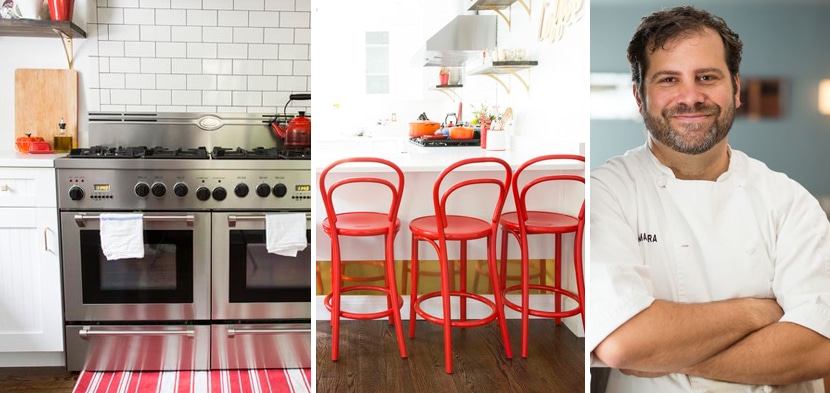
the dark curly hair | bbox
[627,6,743,101]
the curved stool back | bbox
[318,157,407,361]
[499,154,585,358]
[408,157,513,373]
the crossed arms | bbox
[593,298,830,385]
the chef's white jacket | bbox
[590,145,830,393]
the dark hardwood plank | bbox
[317,319,585,393]
[0,367,78,393]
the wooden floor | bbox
[316,319,585,393]
[0,367,79,393]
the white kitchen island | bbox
[314,138,586,336]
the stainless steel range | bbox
[56,112,311,371]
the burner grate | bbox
[211,147,281,159]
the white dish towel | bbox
[266,213,308,257]
[99,213,145,261]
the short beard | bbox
[643,101,735,155]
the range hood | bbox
[416,14,497,67]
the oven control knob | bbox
[134,182,150,198]
[256,183,271,198]
[272,183,287,198]
[212,187,227,201]
[151,182,166,197]
[173,182,189,197]
[196,187,211,201]
[234,183,249,198]
[68,186,84,201]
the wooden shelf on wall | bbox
[0,19,86,38]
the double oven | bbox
[56,113,311,371]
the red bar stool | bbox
[408,157,513,373]
[319,157,407,361]
[498,154,585,358]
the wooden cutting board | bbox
[15,68,78,148]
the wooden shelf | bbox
[0,19,86,38]
[468,0,530,30]
[469,61,538,93]
[432,84,464,102]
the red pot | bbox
[48,0,74,21]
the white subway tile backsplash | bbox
[247,76,277,91]
[142,90,172,105]
[262,59,291,75]
[218,75,248,90]
[187,10,218,26]
[173,90,201,105]
[233,60,264,75]
[203,0,233,9]
[265,0,294,11]
[203,91,232,105]
[156,9,186,26]
[101,73,126,89]
[279,12,308,28]
[124,8,155,24]
[217,44,248,59]
[218,10,249,27]
[203,59,233,74]
[249,11,279,28]
[110,57,142,73]
[172,58,203,74]
[234,0,264,11]
[99,41,126,57]
[278,44,307,60]
[126,73,156,89]
[141,0,172,8]
[94,0,311,113]
[101,105,127,111]
[157,74,187,89]
[109,24,141,41]
[233,27,264,43]
[125,42,156,57]
[203,27,234,43]
[277,75,306,91]
[188,74,218,90]
[141,58,172,73]
[111,89,142,105]
[249,44,278,59]
[171,26,202,42]
[264,28,292,44]
[126,105,158,111]
[187,42,218,58]
[233,91,262,106]
[157,42,187,58]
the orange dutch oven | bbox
[409,121,441,138]
[449,126,474,140]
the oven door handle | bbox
[227,213,311,227]
[74,214,196,228]
[79,327,195,338]
[227,327,311,337]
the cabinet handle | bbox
[228,213,311,227]
[227,327,310,337]
[43,228,50,252]
[79,327,195,338]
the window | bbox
[365,31,390,94]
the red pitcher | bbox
[48,0,75,21]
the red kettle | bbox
[272,111,311,149]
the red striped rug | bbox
[72,369,312,393]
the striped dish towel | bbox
[72,369,311,393]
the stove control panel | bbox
[57,167,311,210]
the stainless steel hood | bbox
[416,14,497,67]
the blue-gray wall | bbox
[591,2,830,195]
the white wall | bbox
[1,0,311,148]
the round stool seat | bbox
[323,212,400,237]
[499,211,578,234]
[410,215,491,240]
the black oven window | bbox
[228,229,311,303]
[80,230,194,304]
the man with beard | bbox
[590,6,830,393]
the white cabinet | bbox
[0,163,63,365]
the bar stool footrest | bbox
[324,285,405,320]
[413,291,498,328]
[502,284,582,319]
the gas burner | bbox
[144,146,210,159]
[211,146,281,159]
[68,146,148,158]
[278,148,311,160]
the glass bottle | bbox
[53,118,73,153]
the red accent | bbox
[408,157,514,373]
[319,157,408,361]
[47,0,74,21]
[73,369,311,393]
[498,154,586,358]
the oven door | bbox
[211,212,311,320]
[61,212,211,322]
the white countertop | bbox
[0,150,65,167]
